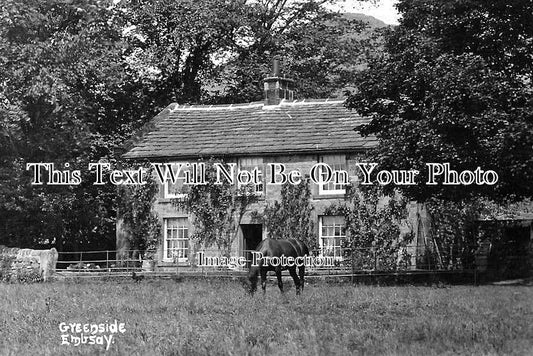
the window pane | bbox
[319,216,346,259]
[319,155,346,193]
[164,217,189,261]
[238,157,264,194]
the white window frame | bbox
[237,157,264,196]
[163,217,190,263]
[318,154,347,195]
[319,215,346,260]
[163,162,191,199]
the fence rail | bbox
[57,249,146,273]
[56,244,476,276]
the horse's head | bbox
[240,277,253,295]
[242,268,259,295]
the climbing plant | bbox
[117,163,160,255]
[261,179,316,250]
[325,185,412,271]
[172,159,258,258]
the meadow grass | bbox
[0,278,531,356]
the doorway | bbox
[241,224,262,268]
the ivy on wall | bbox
[117,164,160,257]
[325,185,412,271]
[172,159,258,257]
[260,179,316,250]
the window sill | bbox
[159,261,191,266]
[158,197,188,204]
[313,194,346,200]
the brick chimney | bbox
[264,59,294,105]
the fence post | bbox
[106,250,109,274]
[178,255,180,277]
[351,247,355,283]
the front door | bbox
[241,224,262,268]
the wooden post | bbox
[351,247,355,283]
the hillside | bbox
[343,12,389,28]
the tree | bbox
[0,0,154,250]
[210,8,379,102]
[119,0,248,105]
[346,0,533,202]
[120,0,376,104]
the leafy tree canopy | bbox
[346,0,533,202]
[0,0,152,250]
[119,0,379,104]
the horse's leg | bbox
[298,265,305,292]
[289,266,301,295]
[260,268,267,294]
[248,266,259,295]
[275,266,283,293]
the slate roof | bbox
[123,99,376,160]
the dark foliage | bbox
[346,0,533,202]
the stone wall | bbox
[0,246,58,282]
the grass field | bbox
[0,278,532,356]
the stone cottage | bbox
[120,69,415,270]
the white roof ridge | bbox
[169,99,345,111]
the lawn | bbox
[0,278,531,355]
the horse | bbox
[245,238,309,296]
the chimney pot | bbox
[264,59,294,105]
[272,59,280,77]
